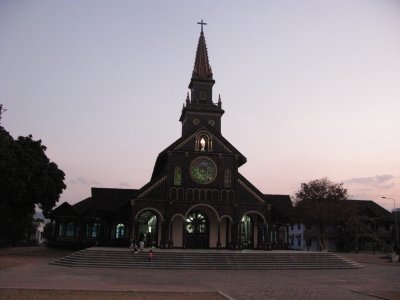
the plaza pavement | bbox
[0,248,399,300]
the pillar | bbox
[168,221,173,248]
[217,222,221,249]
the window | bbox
[297,223,301,230]
[58,223,65,236]
[66,223,74,237]
[224,169,231,188]
[195,133,212,152]
[89,223,98,238]
[200,138,206,151]
[116,223,125,239]
[297,236,301,247]
[174,166,181,186]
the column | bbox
[237,222,242,250]
[217,222,221,249]
[168,221,173,248]
[160,220,170,249]
[226,218,230,249]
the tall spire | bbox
[191,21,213,81]
[180,21,224,136]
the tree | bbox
[0,126,66,245]
[294,178,349,251]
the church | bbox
[49,23,292,250]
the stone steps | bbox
[51,248,364,270]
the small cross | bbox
[197,19,207,33]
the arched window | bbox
[224,169,232,188]
[66,222,74,237]
[195,133,212,152]
[200,138,206,151]
[174,166,181,186]
[116,223,125,239]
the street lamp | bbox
[382,196,399,249]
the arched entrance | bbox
[184,211,209,248]
[240,215,253,249]
[137,210,158,247]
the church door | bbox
[184,211,209,249]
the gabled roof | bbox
[73,197,93,213]
[151,123,247,180]
[347,200,394,222]
[265,194,293,212]
[51,201,79,217]
[59,188,139,217]
[264,194,293,223]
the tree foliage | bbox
[294,178,349,250]
[0,127,66,245]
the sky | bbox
[1,0,399,212]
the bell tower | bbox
[180,20,224,136]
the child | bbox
[139,240,145,252]
[148,249,154,261]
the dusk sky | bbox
[1,0,399,211]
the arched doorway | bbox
[137,210,158,248]
[184,211,209,248]
[240,215,253,249]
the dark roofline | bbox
[152,123,247,180]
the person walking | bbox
[130,239,138,254]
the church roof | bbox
[190,29,213,82]
[237,173,267,203]
[151,123,247,180]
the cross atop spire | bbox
[197,19,207,33]
[190,23,213,82]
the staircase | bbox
[51,248,363,270]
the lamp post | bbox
[382,196,399,249]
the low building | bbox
[289,200,394,251]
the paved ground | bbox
[0,247,399,300]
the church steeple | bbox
[188,20,215,104]
[190,20,213,82]
[180,20,224,136]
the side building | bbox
[289,200,394,251]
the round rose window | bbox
[190,157,217,184]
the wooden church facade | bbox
[49,25,292,250]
